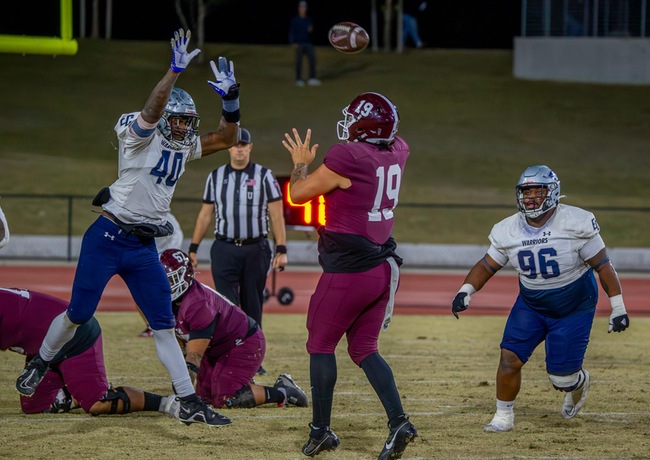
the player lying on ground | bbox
[1,288,177,417]
[160,249,308,411]
[452,164,630,432]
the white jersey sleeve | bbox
[487,204,603,290]
[0,205,9,249]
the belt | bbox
[215,234,265,246]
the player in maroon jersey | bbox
[159,249,308,411]
[282,92,417,459]
[0,288,175,416]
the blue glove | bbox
[451,292,469,319]
[170,29,200,73]
[208,58,237,98]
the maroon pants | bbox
[196,329,265,408]
[306,262,391,365]
[20,337,108,414]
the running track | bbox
[1,264,648,317]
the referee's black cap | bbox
[238,128,252,144]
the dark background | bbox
[1,0,521,49]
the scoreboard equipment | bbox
[277,176,326,230]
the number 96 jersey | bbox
[487,204,605,314]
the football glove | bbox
[170,29,200,73]
[608,296,629,333]
[208,58,237,98]
[451,284,475,319]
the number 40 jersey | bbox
[104,112,202,225]
[487,204,606,315]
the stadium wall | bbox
[1,236,649,272]
[514,37,650,84]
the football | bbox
[328,22,369,54]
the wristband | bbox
[186,362,200,374]
[189,243,199,254]
[609,294,625,310]
[222,109,240,124]
[459,283,476,296]
[275,245,287,254]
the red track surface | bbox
[1,264,648,317]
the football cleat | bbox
[562,369,590,419]
[302,425,340,457]
[138,327,154,338]
[257,366,268,376]
[274,373,309,407]
[177,397,231,427]
[378,416,417,460]
[16,355,49,397]
[483,410,514,432]
[163,395,181,419]
[48,387,73,413]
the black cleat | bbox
[302,425,340,457]
[377,416,417,460]
[257,365,268,376]
[178,397,232,427]
[274,373,309,407]
[16,356,49,397]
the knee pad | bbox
[225,385,256,409]
[548,369,586,392]
[99,386,131,414]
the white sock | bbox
[496,399,515,413]
[152,328,195,398]
[40,312,79,362]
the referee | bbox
[188,128,287,373]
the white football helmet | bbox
[516,165,562,218]
[157,87,200,149]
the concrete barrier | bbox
[1,236,648,272]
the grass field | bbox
[1,312,648,460]
[0,40,649,246]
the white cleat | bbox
[562,369,590,419]
[483,411,514,432]
[163,394,180,419]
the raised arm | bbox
[282,128,350,203]
[141,29,200,125]
[200,59,240,155]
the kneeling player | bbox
[160,249,308,410]
[1,287,175,417]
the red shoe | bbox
[138,327,154,338]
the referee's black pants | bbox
[209,238,272,328]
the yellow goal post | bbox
[0,0,78,56]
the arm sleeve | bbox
[264,170,283,203]
[579,234,606,261]
[202,172,215,203]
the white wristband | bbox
[609,294,626,314]
[459,283,476,296]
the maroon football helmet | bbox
[159,249,195,300]
[337,92,399,144]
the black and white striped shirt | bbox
[202,163,282,240]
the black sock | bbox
[310,353,337,429]
[143,392,163,412]
[264,386,284,404]
[360,352,404,424]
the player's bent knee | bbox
[225,385,256,408]
[548,370,585,392]
[91,386,132,415]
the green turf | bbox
[1,312,648,459]
[1,40,649,245]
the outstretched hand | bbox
[282,128,318,167]
[208,58,237,98]
[170,29,200,72]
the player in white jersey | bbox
[16,29,240,427]
[451,165,630,432]
[0,202,9,249]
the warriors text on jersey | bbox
[487,204,605,316]
[104,112,202,225]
